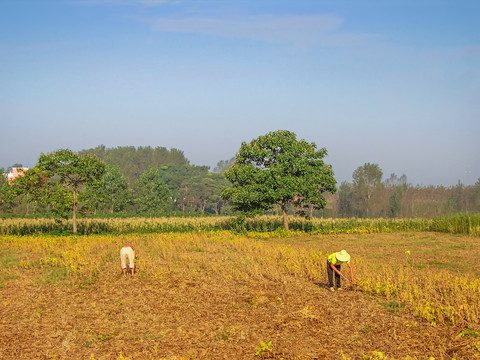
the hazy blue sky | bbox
[1,0,479,186]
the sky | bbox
[1,0,479,187]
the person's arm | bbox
[347,262,354,281]
[330,262,348,281]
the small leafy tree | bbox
[222,130,337,230]
[36,149,105,233]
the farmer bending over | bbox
[327,249,353,291]
[120,244,136,276]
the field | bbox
[1,230,480,360]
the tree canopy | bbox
[222,130,337,230]
[84,164,132,214]
[135,166,173,213]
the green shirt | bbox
[328,252,350,265]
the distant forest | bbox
[1,145,479,218]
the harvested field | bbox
[1,231,479,359]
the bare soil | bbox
[0,265,476,360]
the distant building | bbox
[7,167,29,184]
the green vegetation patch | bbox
[34,267,69,286]
[381,301,404,313]
[0,250,21,269]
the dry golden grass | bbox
[1,231,479,359]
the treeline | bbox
[322,163,480,218]
[78,145,190,186]
[0,146,232,216]
[1,147,479,218]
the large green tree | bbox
[222,130,337,230]
[36,149,105,233]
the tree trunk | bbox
[282,202,289,231]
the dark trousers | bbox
[327,260,341,288]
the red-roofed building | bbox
[6,167,29,184]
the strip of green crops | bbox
[1,214,479,236]
[430,213,480,236]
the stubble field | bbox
[1,231,479,360]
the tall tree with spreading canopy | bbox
[36,149,105,233]
[222,130,336,230]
